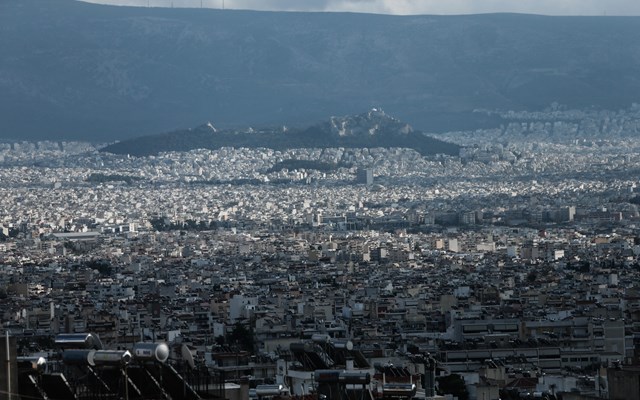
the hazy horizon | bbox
[78,0,640,16]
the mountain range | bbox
[2,0,640,141]
[100,109,460,156]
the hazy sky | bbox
[80,0,640,16]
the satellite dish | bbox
[181,344,195,369]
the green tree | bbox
[86,260,112,276]
[526,271,538,283]
[437,374,469,400]
[226,322,255,353]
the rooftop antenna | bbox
[6,332,11,400]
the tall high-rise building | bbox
[356,168,374,185]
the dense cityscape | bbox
[1,108,640,400]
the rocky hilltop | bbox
[100,110,460,156]
[327,109,413,137]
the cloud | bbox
[79,0,640,16]
[325,0,640,15]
